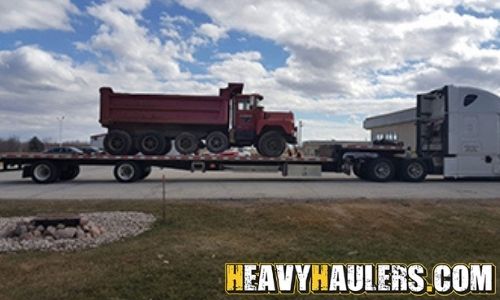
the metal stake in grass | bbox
[162,174,166,223]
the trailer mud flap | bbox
[22,165,33,178]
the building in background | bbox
[363,108,417,151]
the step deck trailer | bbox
[0,142,424,183]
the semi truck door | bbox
[234,97,256,143]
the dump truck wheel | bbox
[31,161,60,184]
[257,131,286,157]
[175,132,199,154]
[60,164,80,181]
[114,162,141,183]
[206,131,229,154]
[138,132,166,155]
[104,130,132,155]
[400,159,427,182]
[366,158,395,182]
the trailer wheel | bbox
[138,132,166,155]
[60,164,80,181]
[206,131,229,154]
[366,158,395,182]
[114,162,141,183]
[175,132,199,154]
[31,161,60,184]
[257,131,286,157]
[399,159,427,182]
[104,130,133,155]
[139,166,152,180]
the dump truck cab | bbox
[230,92,296,156]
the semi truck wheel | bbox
[175,132,199,155]
[399,159,427,182]
[366,158,395,182]
[60,164,80,181]
[138,132,166,155]
[257,131,286,157]
[114,162,141,183]
[104,130,133,155]
[206,131,229,154]
[353,163,369,180]
[31,161,60,184]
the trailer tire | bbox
[31,161,60,184]
[114,162,141,183]
[138,132,166,155]
[366,158,395,182]
[206,131,229,154]
[257,131,286,157]
[104,130,133,155]
[139,166,152,180]
[175,132,199,154]
[399,159,427,182]
[60,164,80,181]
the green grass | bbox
[0,199,498,299]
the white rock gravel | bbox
[0,212,156,252]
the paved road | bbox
[1,166,500,201]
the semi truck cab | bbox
[417,85,500,178]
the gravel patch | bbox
[0,211,156,252]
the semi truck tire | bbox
[138,132,166,155]
[353,163,369,180]
[399,159,427,182]
[31,161,60,184]
[175,132,199,155]
[60,164,80,181]
[114,161,141,183]
[257,131,286,157]
[206,131,229,154]
[104,130,133,155]
[366,158,395,182]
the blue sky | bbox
[1,0,500,142]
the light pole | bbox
[57,116,65,147]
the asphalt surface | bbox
[0,166,500,201]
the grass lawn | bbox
[0,199,498,299]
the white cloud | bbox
[196,23,227,42]
[0,0,79,32]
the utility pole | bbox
[57,116,65,147]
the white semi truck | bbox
[417,85,500,178]
[1,85,499,183]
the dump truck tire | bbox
[175,132,199,154]
[206,131,229,154]
[138,132,166,155]
[257,131,286,157]
[104,130,133,155]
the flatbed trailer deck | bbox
[0,142,427,183]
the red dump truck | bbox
[100,83,296,157]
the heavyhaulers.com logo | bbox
[225,263,496,296]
